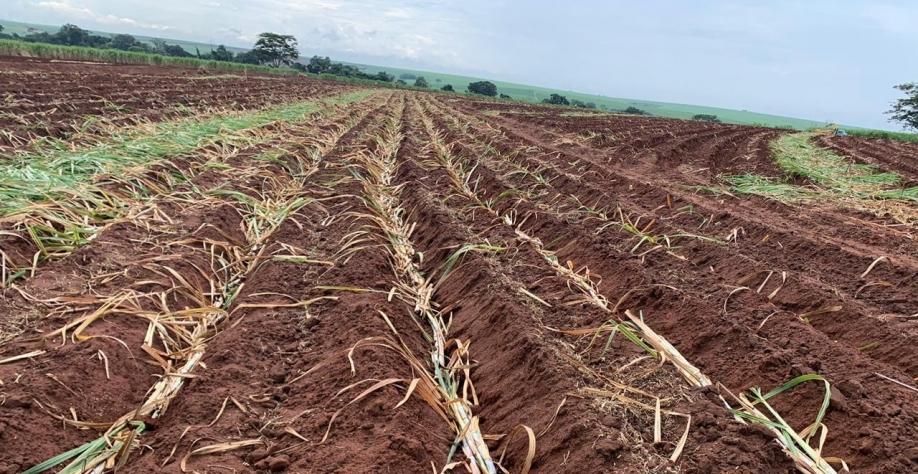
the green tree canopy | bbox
[253,32,299,67]
[110,34,138,50]
[692,114,721,123]
[542,93,569,105]
[441,84,455,92]
[306,56,332,73]
[414,76,429,88]
[210,45,234,62]
[467,80,497,96]
[888,83,918,131]
[56,24,91,46]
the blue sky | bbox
[5,0,917,129]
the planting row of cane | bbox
[416,94,917,471]
[125,91,457,472]
[131,93,501,472]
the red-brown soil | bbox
[1,62,917,474]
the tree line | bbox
[0,23,300,66]
[0,23,521,95]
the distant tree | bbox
[396,79,408,85]
[56,24,90,46]
[252,32,299,67]
[209,44,234,62]
[888,83,918,131]
[153,39,191,57]
[22,31,55,43]
[467,80,497,97]
[542,93,569,105]
[374,71,394,82]
[441,84,455,92]
[499,93,511,99]
[414,76,429,88]
[692,114,721,123]
[306,55,332,74]
[569,100,597,109]
[624,106,647,115]
[234,50,262,64]
[151,39,167,53]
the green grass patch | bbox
[720,131,917,223]
[769,132,911,199]
[723,175,817,202]
[843,128,918,143]
[0,89,375,216]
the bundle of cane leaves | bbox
[335,334,510,473]
[22,422,146,474]
[27,299,231,472]
[437,242,506,288]
[728,374,843,474]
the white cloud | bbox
[34,0,173,31]
[35,1,92,16]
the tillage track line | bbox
[341,95,500,473]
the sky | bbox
[4,0,917,129]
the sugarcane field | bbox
[1,9,918,474]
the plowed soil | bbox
[0,56,345,151]
[1,61,917,474]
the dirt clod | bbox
[267,455,290,472]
